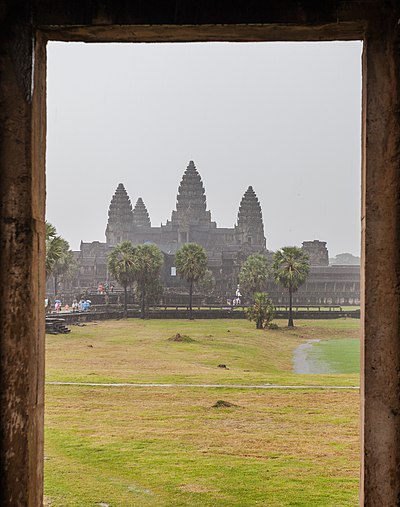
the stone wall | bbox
[1,1,400,505]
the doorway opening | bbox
[44,40,362,505]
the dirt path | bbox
[46,381,359,390]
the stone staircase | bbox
[45,318,71,335]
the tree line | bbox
[107,241,310,327]
[239,247,310,328]
[45,223,310,327]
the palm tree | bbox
[45,223,76,295]
[196,269,216,298]
[272,246,310,327]
[51,238,77,296]
[239,254,269,301]
[175,243,208,320]
[45,222,65,278]
[131,244,164,319]
[107,241,136,317]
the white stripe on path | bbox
[46,382,359,390]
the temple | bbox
[71,160,360,304]
[74,161,267,294]
[104,161,266,254]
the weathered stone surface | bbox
[0,6,45,506]
[1,1,400,506]
[302,240,329,267]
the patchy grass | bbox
[45,319,360,506]
[46,318,360,386]
[45,386,359,507]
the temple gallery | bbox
[68,160,359,305]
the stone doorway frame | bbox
[1,7,400,506]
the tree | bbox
[108,241,136,317]
[196,268,216,296]
[272,246,310,327]
[51,240,77,296]
[131,244,164,319]
[133,277,163,317]
[175,243,208,320]
[45,222,65,278]
[45,222,76,296]
[239,254,269,301]
[246,292,274,329]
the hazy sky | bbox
[46,41,362,257]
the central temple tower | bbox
[171,160,212,228]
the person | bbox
[72,299,78,312]
[54,299,61,313]
[235,285,242,306]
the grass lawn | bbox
[46,318,360,386]
[45,318,360,506]
[309,339,360,374]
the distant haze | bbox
[46,41,362,257]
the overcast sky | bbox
[46,41,362,257]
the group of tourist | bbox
[72,298,91,312]
[97,282,114,295]
[45,297,92,313]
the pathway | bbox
[47,381,359,390]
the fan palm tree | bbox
[107,241,136,317]
[239,254,269,301]
[175,243,208,320]
[45,222,69,279]
[272,246,310,327]
[51,238,77,296]
[131,244,164,319]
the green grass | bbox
[45,386,359,507]
[46,318,360,386]
[308,338,360,374]
[45,318,361,506]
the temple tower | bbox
[171,160,212,229]
[132,197,151,228]
[235,186,266,249]
[302,240,329,266]
[105,183,134,244]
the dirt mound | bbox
[168,333,195,343]
[212,400,240,408]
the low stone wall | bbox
[53,307,360,324]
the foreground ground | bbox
[45,318,360,506]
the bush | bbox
[245,292,274,330]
